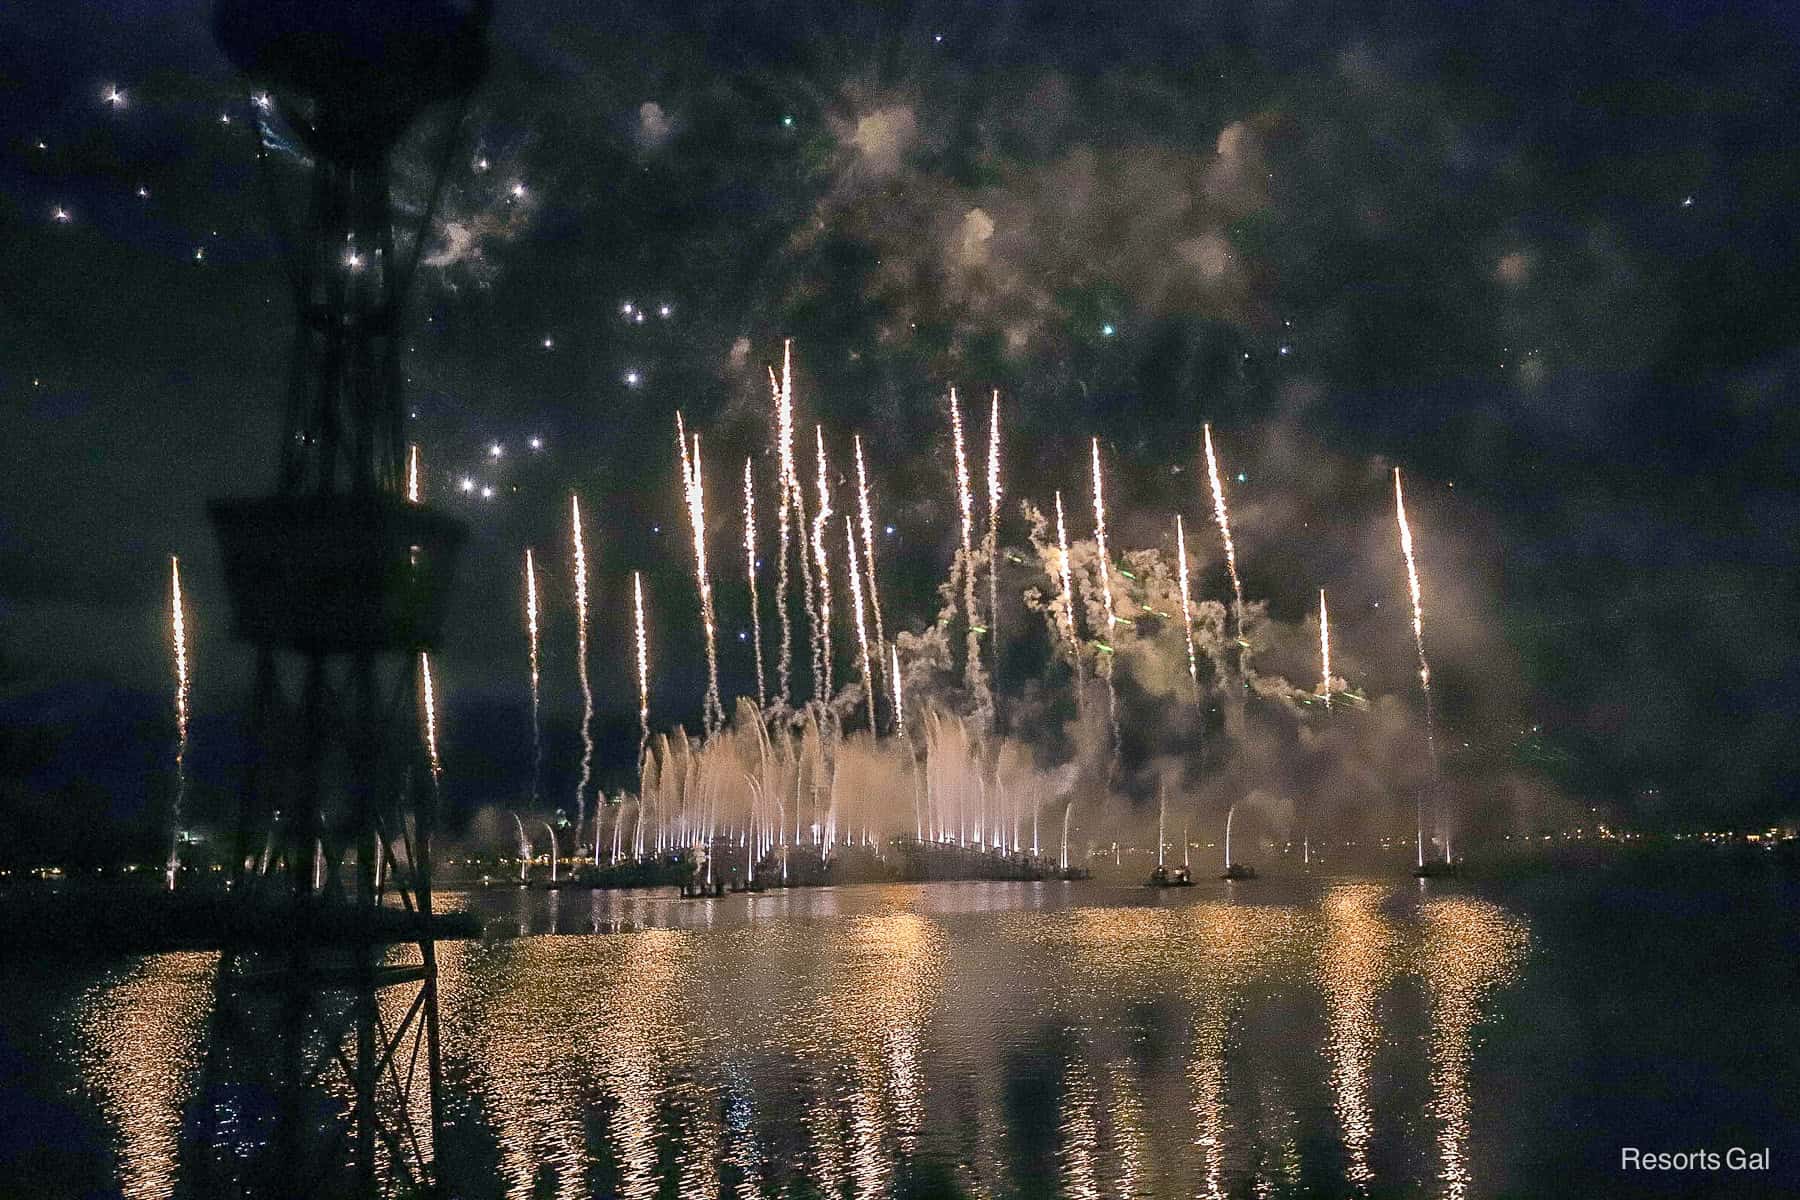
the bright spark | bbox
[811,424,834,701]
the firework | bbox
[420,650,442,781]
[811,424,834,702]
[1394,467,1443,864]
[1090,438,1121,761]
[1175,514,1199,701]
[406,443,421,503]
[890,642,905,737]
[845,518,875,732]
[525,548,541,806]
[1319,587,1332,710]
[854,434,887,702]
[986,389,1002,667]
[1202,423,1245,649]
[634,570,651,748]
[571,494,594,836]
[166,556,190,888]
[950,389,988,715]
[680,417,724,736]
[1054,490,1083,680]
[743,458,766,708]
[771,348,796,704]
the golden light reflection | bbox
[1418,896,1529,1200]
[1318,884,1400,1191]
[68,952,216,1200]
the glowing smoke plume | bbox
[525,548,541,806]
[743,458,766,708]
[571,494,594,835]
[1202,423,1245,652]
[1394,467,1443,864]
[1175,514,1199,702]
[406,443,421,503]
[811,425,834,703]
[845,517,876,732]
[854,434,887,705]
[166,556,189,888]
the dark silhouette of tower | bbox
[186,4,489,1196]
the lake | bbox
[3,853,1794,1198]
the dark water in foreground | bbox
[2,856,1795,1198]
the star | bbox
[1100,323,1116,337]
[542,336,554,349]
[624,370,641,386]
[529,436,544,451]
[136,186,149,199]
[459,477,476,494]
[658,304,672,318]
[510,182,526,199]
[1680,194,1694,208]
[103,85,126,108]
[488,443,503,459]
[51,206,71,223]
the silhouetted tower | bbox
[188,3,489,1196]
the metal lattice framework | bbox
[187,3,489,1196]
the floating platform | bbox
[1413,860,1458,879]
[1146,865,1195,888]
[1220,863,1258,881]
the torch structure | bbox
[189,3,489,1196]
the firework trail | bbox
[420,650,442,782]
[571,494,594,838]
[166,556,190,888]
[845,518,875,732]
[633,570,651,750]
[743,458,766,708]
[854,435,888,702]
[1203,423,1245,659]
[1319,587,1332,710]
[949,389,989,715]
[1175,514,1200,702]
[406,443,421,503]
[811,424,834,702]
[770,352,796,704]
[525,548,542,806]
[890,642,905,737]
[1054,490,1083,691]
[986,390,1002,674]
[1090,438,1121,759]
[1394,468,1443,865]
[679,417,725,736]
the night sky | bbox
[2,0,1797,851]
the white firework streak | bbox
[845,517,875,733]
[743,458,766,708]
[1175,514,1199,702]
[811,425,834,702]
[854,434,888,708]
[571,494,594,835]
